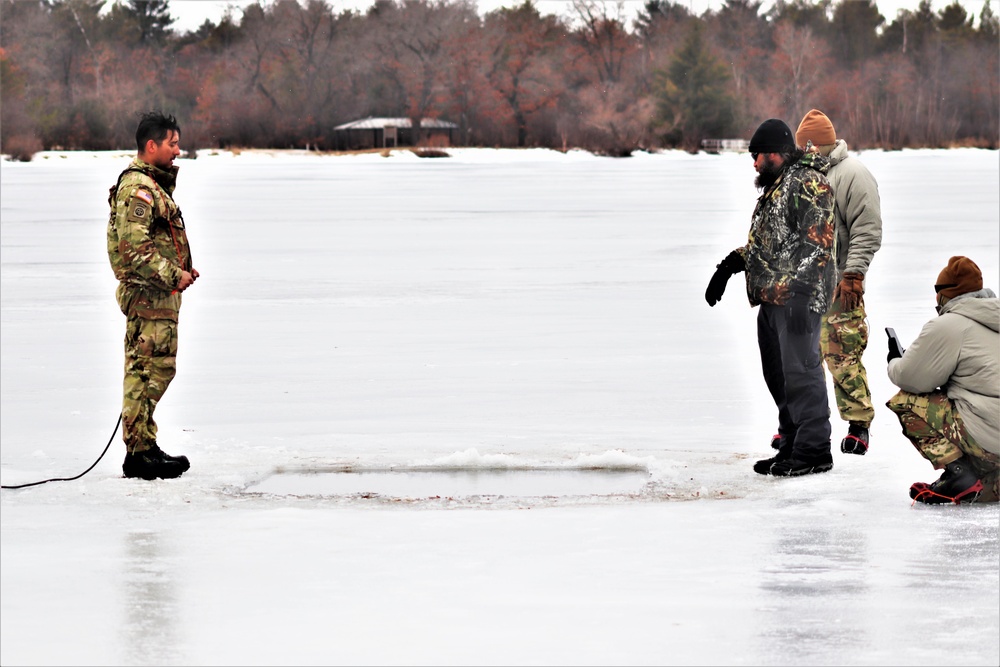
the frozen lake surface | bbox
[247,467,652,497]
[1,147,998,665]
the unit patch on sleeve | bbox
[128,196,152,221]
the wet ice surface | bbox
[248,467,652,498]
[1,148,998,666]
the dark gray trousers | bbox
[757,303,831,457]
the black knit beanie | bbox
[749,119,795,154]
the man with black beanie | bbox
[704,118,837,476]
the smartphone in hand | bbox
[886,327,905,361]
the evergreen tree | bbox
[830,0,883,64]
[128,0,175,44]
[939,0,974,34]
[653,23,735,149]
[979,0,999,42]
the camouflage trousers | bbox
[887,390,1000,503]
[118,284,179,455]
[821,294,874,426]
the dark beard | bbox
[755,156,784,190]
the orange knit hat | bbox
[796,109,837,148]
[935,256,983,300]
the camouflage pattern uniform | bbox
[819,140,882,427]
[821,295,872,424]
[887,391,1000,502]
[107,158,192,455]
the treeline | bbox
[1,0,997,157]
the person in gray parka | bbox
[794,110,882,456]
[887,256,1000,504]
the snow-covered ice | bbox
[1,147,998,666]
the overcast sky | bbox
[165,0,967,33]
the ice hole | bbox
[247,467,650,498]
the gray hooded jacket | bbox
[888,289,1000,455]
[826,140,882,277]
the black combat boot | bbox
[909,458,984,504]
[754,441,794,475]
[840,422,869,455]
[768,450,834,477]
[150,444,191,468]
[123,446,190,480]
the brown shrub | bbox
[2,134,43,162]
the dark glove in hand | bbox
[786,296,814,335]
[705,250,746,307]
[887,336,905,363]
[836,272,865,311]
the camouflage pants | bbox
[821,294,874,426]
[118,284,180,455]
[887,390,1000,502]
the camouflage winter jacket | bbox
[739,152,835,313]
[107,158,192,318]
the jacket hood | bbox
[827,140,849,167]
[942,289,1000,332]
[796,151,830,175]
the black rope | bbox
[1,414,121,490]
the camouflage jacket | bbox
[739,152,835,313]
[107,158,192,297]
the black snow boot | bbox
[909,458,984,505]
[840,422,869,455]
[768,451,834,477]
[123,446,190,480]
[150,444,190,468]
[754,443,794,475]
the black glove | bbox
[786,294,814,335]
[705,250,745,307]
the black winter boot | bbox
[754,443,794,475]
[909,458,984,504]
[123,446,190,480]
[840,422,869,455]
[150,444,190,468]
[768,451,834,477]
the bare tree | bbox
[568,0,635,84]
[365,0,478,138]
[482,2,564,146]
[771,21,831,125]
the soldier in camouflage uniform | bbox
[795,110,882,456]
[887,256,999,504]
[107,111,199,480]
[705,119,836,477]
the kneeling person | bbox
[887,256,999,504]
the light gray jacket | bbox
[826,141,882,277]
[888,290,1000,455]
